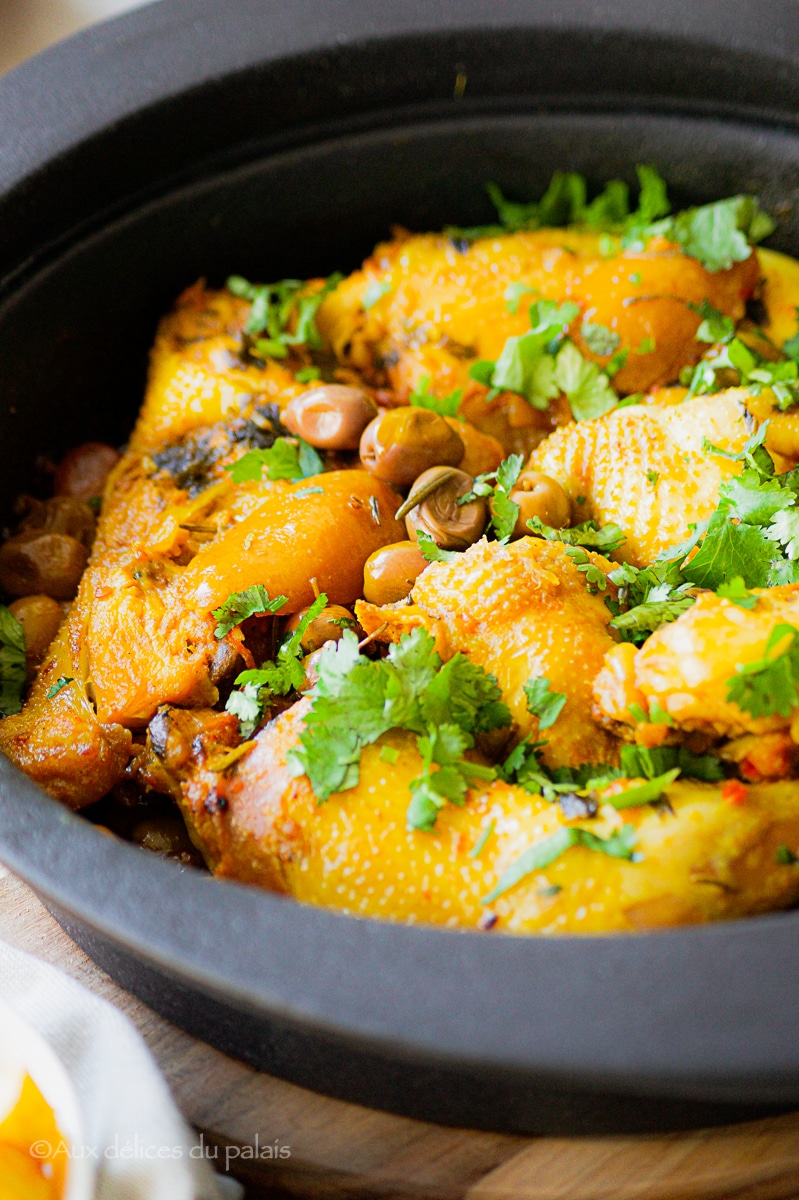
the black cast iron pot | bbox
[2,0,799,1136]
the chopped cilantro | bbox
[482,823,637,903]
[605,768,680,809]
[554,341,618,420]
[295,366,321,383]
[646,470,660,487]
[416,530,458,563]
[607,348,629,378]
[287,627,511,829]
[226,437,324,484]
[717,576,758,609]
[620,743,724,783]
[726,622,799,718]
[226,593,328,734]
[362,280,392,310]
[776,845,799,865]
[635,336,656,355]
[380,745,400,765]
[504,282,538,313]
[691,299,736,345]
[409,375,464,420]
[212,586,287,639]
[565,546,608,591]
[524,677,567,730]
[607,559,695,644]
[460,456,524,543]
[0,605,27,717]
[227,272,343,354]
[527,515,626,554]
[46,676,74,700]
[646,194,774,272]
[582,322,620,356]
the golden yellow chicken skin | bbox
[175,701,799,933]
[317,228,758,400]
[594,583,799,747]
[130,281,309,452]
[528,388,767,567]
[356,536,620,770]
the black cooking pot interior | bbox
[2,0,799,1135]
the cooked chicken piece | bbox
[174,699,799,932]
[316,227,758,453]
[593,582,799,748]
[356,536,620,769]
[528,387,774,567]
[0,470,404,806]
[130,281,307,452]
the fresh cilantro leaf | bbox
[527,516,626,553]
[691,299,735,345]
[783,308,799,362]
[471,820,495,858]
[719,469,794,525]
[554,341,618,421]
[583,178,630,228]
[646,470,660,487]
[227,272,342,350]
[702,422,772,474]
[611,596,695,638]
[212,586,287,638]
[45,676,73,700]
[226,437,324,484]
[565,546,608,591]
[469,360,496,387]
[620,743,724,783]
[766,508,799,559]
[362,280,392,309]
[416,530,458,563]
[631,165,670,225]
[295,366,321,383]
[226,683,263,738]
[582,322,620,356]
[422,654,511,733]
[0,605,26,717]
[524,677,567,730]
[409,375,464,420]
[505,282,538,313]
[605,768,680,809]
[607,348,629,378]
[726,623,799,718]
[488,454,524,542]
[680,509,776,589]
[482,823,637,903]
[777,845,799,865]
[717,576,758,608]
[657,195,775,272]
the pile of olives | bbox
[282,384,572,608]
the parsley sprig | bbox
[227,272,343,358]
[0,605,26,717]
[287,627,511,831]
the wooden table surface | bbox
[3,865,799,1200]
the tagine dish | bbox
[2,167,799,934]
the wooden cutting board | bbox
[3,865,799,1200]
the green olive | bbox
[285,603,358,652]
[363,540,429,605]
[282,386,378,450]
[359,408,464,489]
[0,532,88,599]
[404,466,487,550]
[504,470,571,540]
[8,594,64,670]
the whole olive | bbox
[17,496,96,547]
[54,441,121,500]
[0,532,88,599]
[363,541,429,605]
[285,603,358,652]
[504,470,571,540]
[404,467,487,551]
[283,386,378,450]
[360,408,464,489]
[8,594,64,670]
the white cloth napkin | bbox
[0,938,242,1199]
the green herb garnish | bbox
[409,375,464,420]
[212,586,288,639]
[482,823,638,904]
[726,623,799,719]
[0,606,26,717]
[226,437,324,484]
[524,677,567,731]
[46,676,74,700]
